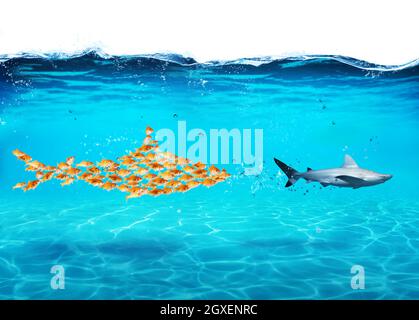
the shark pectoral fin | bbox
[335,175,366,184]
[320,183,329,187]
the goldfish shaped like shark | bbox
[12,126,231,200]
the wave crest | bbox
[1,48,418,73]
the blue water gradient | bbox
[0,52,419,299]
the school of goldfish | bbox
[12,126,231,200]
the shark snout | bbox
[381,174,393,181]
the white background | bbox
[0,0,418,65]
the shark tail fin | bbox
[274,158,300,188]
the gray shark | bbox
[274,155,392,189]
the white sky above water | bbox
[0,0,418,65]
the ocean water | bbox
[0,52,419,299]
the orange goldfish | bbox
[55,173,68,180]
[202,178,216,187]
[194,161,206,169]
[175,184,190,193]
[149,163,164,171]
[152,177,167,185]
[134,167,148,175]
[24,180,40,191]
[57,162,70,170]
[76,161,94,167]
[102,182,117,191]
[88,166,101,175]
[145,126,154,135]
[97,159,117,168]
[116,169,131,177]
[186,180,200,189]
[79,172,93,180]
[12,182,26,190]
[139,145,153,152]
[66,156,75,166]
[118,184,131,192]
[166,180,181,188]
[179,174,193,182]
[67,167,81,176]
[42,172,54,181]
[143,173,157,180]
[61,177,75,186]
[108,174,123,183]
[209,165,221,175]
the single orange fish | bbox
[117,169,131,177]
[161,187,172,194]
[194,161,206,169]
[88,166,101,175]
[25,165,38,172]
[148,188,163,196]
[27,160,45,169]
[57,162,70,170]
[76,161,94,167]
[187,180,200,189]
[42,172,54,181]
[166,180,181,188]
[66,156,75,166]
[12,149,26,157]
[121,158,136,165]
[193,169,208,176]
[18,154,32,162]
[183,166,196,174]
[152,177,167,185]
[162,161,177,170]
[209,165,221,175]
[159,171,175,180]
[108,174,123,183]
[131,151,145,159]
[179,174,193,181]
[24,180,40,191]
[139,145,153,152]
[118,184,131,192]
[168,169,182,176]
[145,126,154,135]
[176,157,190,165]
[143,173,157,180]
[97,159,117,168]
[55,173,68,180]
[12,182,26,190]
[67,167,81,176]
[36,171,44,179]
[126,175,141,181]
[202,178,216,187]
[175,184,190,193]
[87,178,103,187]
[79,172,93,180]
[135,167,148,175]
[149,163,164,171]
[102,182,117,191]
[61,177,75,186]
[105,164,120,172]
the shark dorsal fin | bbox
[307,167,313,171]
[342,155,359,168]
